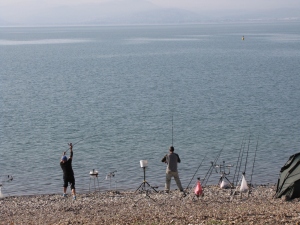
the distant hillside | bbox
[88,8,207,25]
[0,1,299,26]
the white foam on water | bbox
[0,38,92,46]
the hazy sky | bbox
[1,0,300,11]
[1,0,300,25]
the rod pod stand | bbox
[106,171,119,195]
[215,161,234,188]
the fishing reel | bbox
[106,170,117,179]
[215,161,233,175]
[106,170,119,192]
[64,143,73,153]
[215,161,234,188]
[7,175,13,182]
[0,175,13,185]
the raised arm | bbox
[69,143,73,159]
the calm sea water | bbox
[1,22,300,196]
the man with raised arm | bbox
[60,143,76,200]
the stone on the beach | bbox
[1,185,299,224]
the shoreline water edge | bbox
[1,185,300,225]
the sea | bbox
[1,21,300,196]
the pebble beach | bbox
[1,185,300,225]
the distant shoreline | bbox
[1,19,300,28]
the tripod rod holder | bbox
[215,160,233,175]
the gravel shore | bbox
[1,185,300,225]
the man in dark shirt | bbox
[162,146,184,193]
[60,143,76,200]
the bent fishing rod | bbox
[185,154,207,191]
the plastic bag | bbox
[194,180,203,196]
[220,180,229,189]
[240,175,249,193]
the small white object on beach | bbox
[240,175,249,193]
[220,180,230,189]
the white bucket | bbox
[90,169,98,175]
[140,160,148,167]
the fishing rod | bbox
[235,138,246,186]
[171,94,175,147]
[249,134,259,188]
[185,154,207,191]
[202,142,226,187]
[64,134,99,153]
[232,135,245,187]
[231,134,250,198]
[202,144,224,186]
[243,134,251,174]
[171,112,174,146]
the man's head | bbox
[61,155,67,162]
[169,146,174,152]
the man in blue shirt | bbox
[60,143,76,200]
